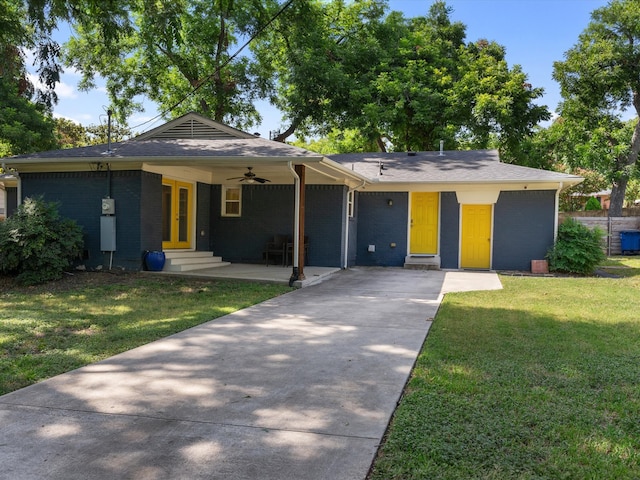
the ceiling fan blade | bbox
[227,167,270,183]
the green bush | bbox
[0,196,84,284]
[584,196,602,210]
[546,218,605,275]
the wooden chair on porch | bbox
[264,234,288,266]
[285,236,309,266]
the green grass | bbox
[0,273,290,395]
[370,257,640,479]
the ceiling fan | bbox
[226,166,271,184]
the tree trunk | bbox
[273,117,301,143]
[609,177,628,217]
[608,95,640,217]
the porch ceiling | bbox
[142,157,368,186]
[5,153,369,187]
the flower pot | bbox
[144,251,166,271]
[531,259,549,274]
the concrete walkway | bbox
[152,263,341,288]
[0,268,502,480]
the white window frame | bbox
[222,185,242,217]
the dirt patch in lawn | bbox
[0,270,168,294]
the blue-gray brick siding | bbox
[210,184,294,263]
[306,185,347,267]
[196,182,212,251]
[5,186,17,217]
[20,170,161,270]
[208,184,346,267]
[439,192,460,269]
[492,190,556,271]
[139,171,163,256]
[355,192,408,266]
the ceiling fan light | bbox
[246,178,255,184]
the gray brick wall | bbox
[21,170,153,270]
[493,190,556,270]
[209,184,346,267]
[440,192,460,269]
[356,192,408,266]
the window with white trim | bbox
[222,185,242,216]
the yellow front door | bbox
[162,179,193,249]
[460,204,492,269]
[410,192,439,254]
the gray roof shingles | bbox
[10,138,321,160]
[8,141,581,185]
[330,150,582,184]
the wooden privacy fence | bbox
[558,214,640,256]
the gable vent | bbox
[151,119,239,140]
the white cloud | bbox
[55,81,78,99]
[27,73,78,100]
[52,112,94,124]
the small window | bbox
[347,190,355,218]
[222,186,241,217]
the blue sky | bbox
[44,0,608,137]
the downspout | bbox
[554,182,563,241]
[288,161,300,286]
[343,180,366,269]
[15,173,21,207]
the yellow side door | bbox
[460,204,492,269]
[162,179,193,249]
[410,192,439,254]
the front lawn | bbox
[0,272,290,395]
[370,257,640,479]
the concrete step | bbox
[165,261,231,272]
[164,251,217,259]
[162,251,230,272]
[404,255,440,270]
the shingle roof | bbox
[8,112,320,162]
[329,150,582,184]
[9,137,321,160]
[4,110,581,187]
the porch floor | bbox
[145,263,341,288]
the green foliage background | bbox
[0,196,84,284]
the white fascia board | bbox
[318,157,371,186]
[359,179,583,193]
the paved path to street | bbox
[0,268,501,480]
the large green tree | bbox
[0,0,58,156]
[62,0,277,129]
[257,1,548,158]
[251,0,393,145]
[553,0,640,216]
[0,78,58,156]
[34,0,547,159]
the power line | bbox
[129,0,295,133]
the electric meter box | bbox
[100,216,116,251]
[101,198,115,215]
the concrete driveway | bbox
[0,268,501,480]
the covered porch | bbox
[145,262,341,288]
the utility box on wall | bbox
[101,198,115,215]
[100,215,116,251]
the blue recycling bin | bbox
[620,230,640,254]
